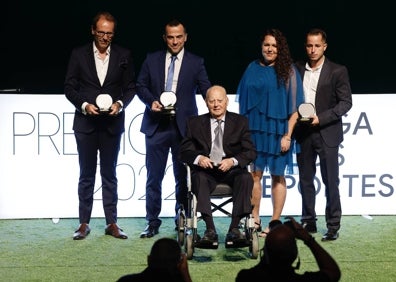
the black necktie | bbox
[210,119,223,165]
[165,56,176,91]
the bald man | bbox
[179,85,257,247]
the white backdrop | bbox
[0,94,395,219]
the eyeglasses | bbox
[95,31,114,38]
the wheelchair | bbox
[177,164,259,260]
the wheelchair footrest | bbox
[195,241,219,249]
[225,239,250,249]
[195,236,219,249]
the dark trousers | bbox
[191,167,253,218]
[144,121,187,227]
[75,130,121,225]
[297,131,341,230]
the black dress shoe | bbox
[73,223,90,240]
[225,228,246,247]
[105,223,128,239]
[198,229,218,249]
[302,222,317,233]
[201,229,218,242]
[140,225,159,238]
[321,230,339,241]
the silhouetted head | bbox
[147,238,182,271]
[262,221,298,266]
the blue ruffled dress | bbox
[236,60,304,175]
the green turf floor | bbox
[1,215,395,281]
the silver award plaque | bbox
[160,91,177,116]
[96,94,113,113]
[298,103,315,122]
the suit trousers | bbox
[191,167,253,218]
[297,131,341,230]
[75,130,122,225]
[144,119,187,227]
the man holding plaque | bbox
[294,28,352,241]
[137,19,211,238]
[65,11,136,240]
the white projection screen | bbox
[0,94,394,219]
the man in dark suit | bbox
[179,85,256,245]
[65,11,136,240]
[137,19,211,238]
[294,28,352,241]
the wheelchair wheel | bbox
[177,214,185,247]
[249,230,259,259]
[186,232,194,260]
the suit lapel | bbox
[201,114,212,151]
[175,51,189,96]
[316,59,330,102]
[222,111,234,141]
[160,51,167,92]
[104,47,117,84]
[85,46,100,85]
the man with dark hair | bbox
[137,19,211,238]
[295,28,352,241]
[65,11,136,240]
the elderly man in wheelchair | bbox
[179,85,257,257]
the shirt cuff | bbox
[232,157,238,167]
[81,102,88,115]
[117,100,123,107]
[193,155,201,165]
[117,100,123,112]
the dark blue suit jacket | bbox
[65,43,136,135]
[295,58,352,147]
[136,50,211,137]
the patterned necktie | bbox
[165,55,177,91]
[210,119,224,165]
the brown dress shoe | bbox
[73,223,90,240]
[105,223,128,239]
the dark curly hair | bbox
[260,28,293,87]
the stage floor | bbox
[1,215,395,281]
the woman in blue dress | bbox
[236,28,304,236]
